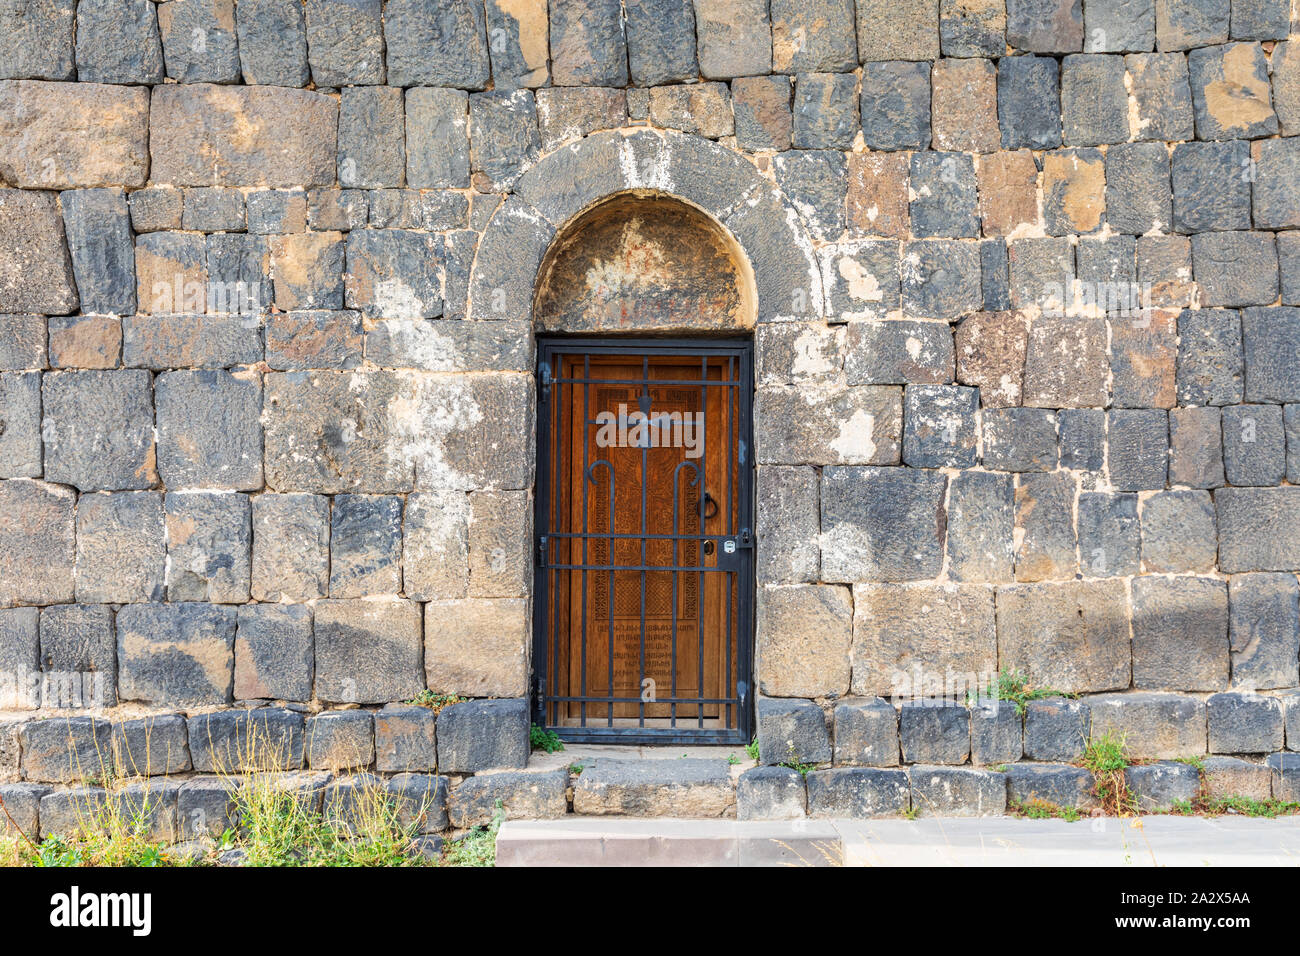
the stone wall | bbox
[3,0,1300,825]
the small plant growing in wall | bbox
[530,724,565,753]
[1080,730,1137,816]
[407,690,465,714]
[974,667,1076,715]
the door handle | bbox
[701,491,718,520]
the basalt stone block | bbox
[189,708,305,772]
[757,697,831,765]
[250,494,329,602]
[1140,490,1217,574]
[0,719,20,777]
[1194,233,1278,308]
[1289,406,1300,482]
[1169,407,1224,489]
[952,311,1027,407]
[468,491,529,599]
[693,0,772,78]
[1004,763,1097,809]
[112,714,190,777]
[1059,408,1105,472]
[1171,141,1251,234]
[1060,54,1128,145]
[900,240,983,319]
[122,314,262,370]
[982,241,1010,314]
[970,701,1022,765]
[1106,142,1172,235]
[485,0,550,89]
[755,466,819,584]
[899,702,970,765]
[38,786,107,838]
[1138,236,1196,308]
[328,495,402,598]
[0,609,39,710]
[1242,307,1300,404]
[1111,311,1176,409]
[1007,0,1082,52]
[757,585,851,698]
[424,597,528,698]
[792,72,859,149]
[903,384,978,467]
[75,492,165,604]
[117,603,236,707]
[731,76,792,151]
[1120,54,1191,145]
[981,408,1058,473]
[1222,404,1285,486]
[236,0,310,87]
[820,466,947,582]
[996,579,1131,692]
[1132,576,1229,691]
[450,770,566,827]
[0,783,48,840]
[39,604,117,709]
[0,315,46,370]
[998,55,1062,149]
[909,152,978,238]
[306,711,374,771]
[1076,234,1136,291]
[1268,752,1300,799]
[1230,573,1300,691]
[344,229,442,320]
[940,0,1005,57]
[847,152,910,238]
[20,717,115,784]
[1281,235,1300,307]
[0,0,75,80]
[910,765,1007,815]
[128,187,184,235]
[270,233,344,312]
[75,0,164,83]
[1124,761,1200,811]
[834,698,900,766]
[233,603,313,702]
[158,0,241,83]
[859,61,932,150]
[1077,492,1140,578]
[1013,472,1077,581]
[1176,309,1242,406]
[365,318,529,373]
[535,87,627,152]
[1251,139,1300,231]
[1203,755,1272,801]
[265,311,362,370]
[648,82,735,137]
[374,705,437,772]
[0,373,40,478]
[314,599,423,704]
[1084,0,1154,51]
[304,0,384,85]
[820,243,900,321]
[807,767,909,817]
[737,766,807,820]
[1155,0,1227,50]
[855,0,938,61]
[772,150,846,240]
[0,481,75,607]
[308,189,369,231]
[150,85,338,188]
[979,150,1038,238]
[1107,408,1168,491]
[931,57,999,152]
[1231,0,1290,39]
[845,319,951,384]
[1219,487,1300,572]
[946,471,1015,583]
[1023,698,1089,761]
[755,385,901,465]
[772,0,856,72]
[185,189,247,233]
[1276,41,1300,136]
[1208,692,1283,753]
[135,231,208,315]
[156,370,263,492]
[1188,42,1277,140]
[1042,148,1106,235]
[437,698,528,772]
[61,189,135,317]
[1008,238,1074,315]
[573,759,736,817]
[468,90,539,193]
[247,189,307,234]
[386,0,489,89]
[42,370,156,491]
[0,191,77,315]
[548,0,627,87]
[338,87,404,189]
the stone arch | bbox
[467,129,825,328]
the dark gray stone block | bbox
[757,697,831,766]
[806,767,910,817]
[437,698,529,772]
[899,701,970,765]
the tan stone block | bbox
[1042,149,1106,234]
[978,150,1039,237]
[954,310,1029,407]
[48,315,120,369]
[758,584,852,698]
[931,58,999,152]
[469,489,531,598]
[424,597,528,698]
[847,151,910,239]
[1022,314,1109,408]
[1110,310,1177,409]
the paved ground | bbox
[497,816,1300,866]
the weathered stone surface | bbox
[0,783,48,839]
[467,90,539,194]
[859,61,931,150]
[1013,472,1076,581]
[0,373,40,478]
[807,767,909,817]
[1007,0,1081,52]
[970,700,1022,765]
[1242,307,1300,404]
[134,231,206,315]
[304,0,384,85]
[693,0,771,78]
[374,705,437,772]
[899,701,970,764]
[757,585,851,698]
[1108,408,1168,492]
[910,765,1006,815]
[996,579,1130,693]
[1155,0,1227,50]
[117,603,235,707]
[900,239,983,319]
[930,58,998,152]
[952,312,1024,406]
[903,384,978,467]
[306,711,374,771]
[977,151,1037,237]
[1140,490,1217,574]
[43,370,156,491]
[847,152,910,238]
[155,370,262,492]
[74,0,164,83]
[20,716,112,784]
[325,773,446,833]
[1169,406,1224,489]
[1105,143,1172,235]
[112,714,190,777]
[1188,42,1277,141]
[1208,692,1283,753]
[1219,488,1300,573]
[385,0,489,88]
[1176,309,1242,406]
[337,87,404,190]
[1268,752,1300,800]
[0,191,77,316]
[250,493,329,602]
[1004,762,1097,809]
[736,766,806,820]
[546,0,626,87]
[37,785,107,837]
[648,83,734,139]
[1022,698,1088,761]
[39,604,116,709]
[574,758,735,817]
[1083,0,1154,51]
[314,599,423,704]
[756,385,900,466]
[0,0,75,80]
[235,0,309,86]
[233,603,312,701]
[150,85,337,188]
[1203,755,1272,801]
[910,152,978,239]
[1221,404,1285,487]
[726,75,788,151]
[268,232,345,311]
[484,0,550,89]
[265,311,362,371]
[1111,311,1176,410]
[940,0,1004,56]
[451,770,567,826]
[843,321,950,386]
[982,408,1058,473]
[344,229,442,320]
[327,494,402,598]
[0,315,46,371]
[791,73,858,150]
[944,471,1014,583]
[1042,148,1106,235]
[0,607,39,711]
[1075,492,1139,578]
[60,189,135,317]
[75,491,165,604]
[821,466,946,582]
[1060,55,1128,146]
[437,697,529,772]
[1132,576,1228,692]
[1058,408,1104,472]
[1172,141,1251,234]
[754,466,819,586]
[774,150,846,239]
[1124,761,1200,811]
[856,0,938,60]
[1229,573,1300,691]
[770,0,855,72]
[424,597,527,698]
[1289,405,1300,482]
[0,481,75,607]
[833,698,899,766]
[158,0,241,83]
[1021,314,1106,408]
[46,316,118,372]
[1275,41,1300,136]
[176,776,239,839]
[998,55,1062,149]
[1138,236,1194,309]
[757,697,831,765]
[189,708,305,772]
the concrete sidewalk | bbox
[496,816,1300,866]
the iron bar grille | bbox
[533,338,754,745]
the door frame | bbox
[532,335,756,746]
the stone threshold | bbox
[498,816,1300,867]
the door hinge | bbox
[538,360,552,401]
[536,534,548,567]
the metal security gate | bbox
[533,338,754,745]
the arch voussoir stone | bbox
[467,195,554,323]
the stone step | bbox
[496,818,843,867]
[571,757,739,817]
